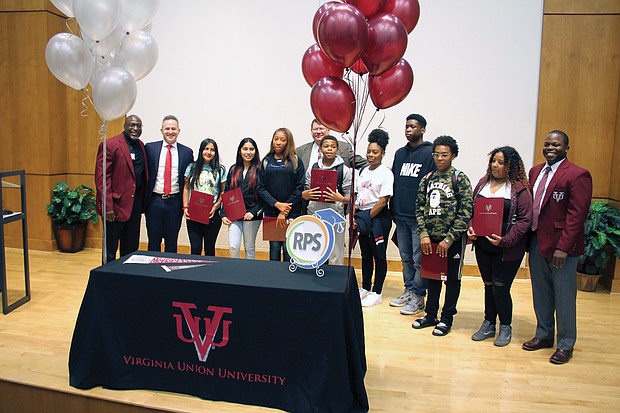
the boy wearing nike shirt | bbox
[412,135,473,336]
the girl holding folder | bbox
[183,138,226,256]
[221,138,263,259]
[258,128,305,261]
[467,146,532,347]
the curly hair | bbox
[433,135,459,156]
[486,146,529,190]
[368,128,389,151]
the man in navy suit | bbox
[145,115,194,253]
[522,130,592,364]
[95,115,148,263]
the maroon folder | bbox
[187,190,214,225]
[310,169,338,203]
[222,187,246,222]
[262,217,289,241]
[420,243,448,280]
[472,197,504,237]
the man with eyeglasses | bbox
[389,114,436,315]
[95,114,149,263]
[297,119,368,213]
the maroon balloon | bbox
[302,44,344,87]
[310,76,356,133]
[351,58,368,75]
[344,0,387,18]
[361,13,408,75]
[312,1,340,43]
[369,59,413,109]
[382,0,420,33]
[317,4,369,68]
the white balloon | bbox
[89,50,116,87]
[119,0,160,32]
[73,0,121,41]
[115,31,158,81]
[141,21,153,33]
[45,33,92,90]
[50,0,74,18]
[92,67,137,121]
[82,24,124,56]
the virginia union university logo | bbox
[172,302,233,362]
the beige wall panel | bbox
[544,0,620,15]
[611,86,620,202]
[535,14,620,199]
[0,13,9,173]
[0,0,49,12]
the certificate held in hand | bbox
[187,190,214,225]
[222,187,246,222]
[262,217,289,241]
[473,197,504,236]
[310,169,338,203]
[421,243,447,280]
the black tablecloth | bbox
[69,253,368,412]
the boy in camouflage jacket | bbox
[413,135,473,336]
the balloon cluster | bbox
[302,0,420,133]
[45,0,160,121]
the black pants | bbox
[104,191,143,263]
[145,194,183,253]
[269,241,291,262]
[187,213,222,256]
[475,245,522,325]
[424,236,466,326]
[358,208,392,294]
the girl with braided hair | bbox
[467,146,533,346]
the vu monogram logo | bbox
[173,302,232,362]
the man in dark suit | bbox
[522,130,592,364]
[145,115,194,253]
[95,114,148,263]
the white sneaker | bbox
[359,288,370,300]
[361,292,383,307]
[400,296,425,315]
[389,290,412,307]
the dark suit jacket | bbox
[529,159,592,257]
[145,141,194,204]
[95,133,148,222]
[297,140,368,171]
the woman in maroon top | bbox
[467,146,532,347]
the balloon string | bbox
[64,17,76,35]
[80,96,89,117]
[101,120,108,264]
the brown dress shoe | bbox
[550,348,573,364]
[522,337,554,351]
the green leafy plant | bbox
[578,201,620,275]
[46,182,99,226]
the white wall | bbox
[133,0,544,261]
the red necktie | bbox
[163,144,172,195]
[531,166,551,231]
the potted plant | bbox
[46,182,99,253]
[577,200,620,291]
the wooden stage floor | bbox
[1,249,619,412]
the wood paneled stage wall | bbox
[1,0,619,287]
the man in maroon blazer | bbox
[522,130,592,364]
[95,115,148,263]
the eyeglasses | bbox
[432,153,450,159]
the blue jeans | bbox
[395,216,427,297]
